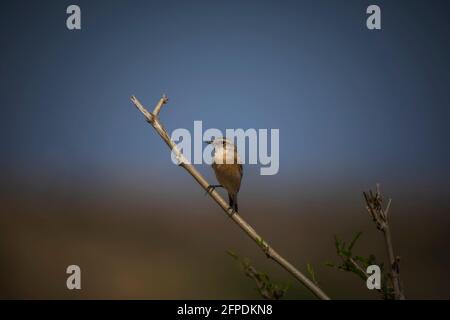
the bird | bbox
[205,137,243,212]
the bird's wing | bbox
[238,163,243,178]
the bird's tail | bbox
[228,193,238,212]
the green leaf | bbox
[306,263,318,284]
[226,250,238,260]
[227,250,288,300]
[349,232,362,251]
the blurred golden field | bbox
[1,172,449,299]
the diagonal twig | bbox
[130,95,330,300]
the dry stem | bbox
[363,184,405,300]
[130,95,330,300]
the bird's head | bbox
[205,137,241,164]
[204,137,235,150]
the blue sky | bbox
[1,0,450,200]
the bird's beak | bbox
[204,140,212,145]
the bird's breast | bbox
[212,163,242,194]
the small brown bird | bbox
[206,137,243,212]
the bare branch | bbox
[363,184,405,300]
[130,95,330,300]
[384,198,392,221]
[348,257,368,278]
[153,94,168,116]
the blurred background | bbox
[1,0,450,299]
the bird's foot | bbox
[227,206,236,217]
[205,184,223,195]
